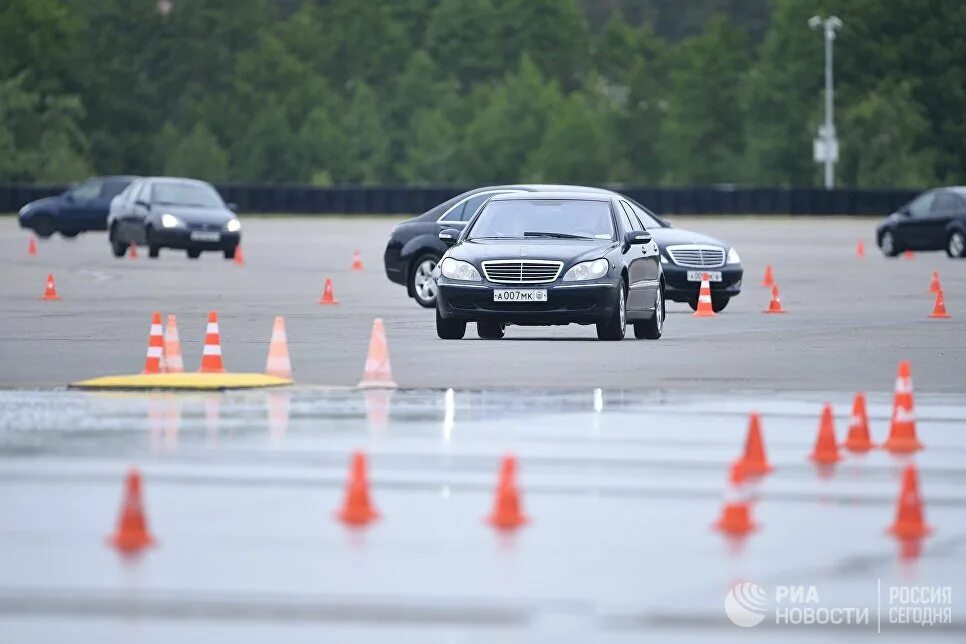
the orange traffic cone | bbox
[142,312,164,374]
[763,285,786,314]
[692,273,715,317]
[28,238,37,256]
[928,289,951,319]
[928,271,941,294]
[319,278,340,305]
[883,361,922,453]
[856,240,865,257]
[903,250,915,259]
[233,245,245,266]
[41,273,61,300]
[713,461,756,536]
[265,316,292,379]
[843,392,875,452]
[737,412,772,476]
[128,241,138,259]
[809,403,841,464]
[488,455,528,530]
[351,249,364,271]
[888,464,931,540]
[358,318,397,388]
[107,469,155,552]
[198,311,225,373]
[336,451,379,526]
[161,314,184,373]
[761,264,774,287]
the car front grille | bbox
[481,260,563,284]
[666,245,725,268]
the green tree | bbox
[157,122,229,182]
[426,0,499,85]
[399,108,460,184]
[340,83,391,184]
[525,90,613,184]
[298,105,350,186]
[230,103,302,182]
[595,10,639,85]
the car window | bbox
[152,181,224,208]
[468,199,615,240]
[71,180,102,201]
[100,179,131,200]
[907,192,935,217]
[629,202,663,228]
[618,201,637,233]
[931,191,961,212]
[460,192,506,221]
[136,182,152,203]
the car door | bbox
[58,179,103,232]
[895,191,935,249]
[122,181,152,242]
[91,179,131,231]
[619,200,660,315]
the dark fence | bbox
[1,183,918,216]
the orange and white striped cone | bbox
[928,289,951,319]
[319,278,340,305]
[161,314,184,373]
[883,361,923,453]
[265,316,292,379]
[358,318,397,389]
[41,273,61,301]
[856,240,865,257]
[142,312,164,374]
[928,271,941,294]
[198,311,225,373]
[692,273,715,317]
[128,241,138,259]
[351,249,364,271]
[28,238,37,256]
[763,285,786,314]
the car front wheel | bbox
[436,308,466,340]
[32,214,56,238]
[880,230,900,257]
[634,284,664,339]
[597,279,626,340]
[146,227,160,258]
[946,230,966,258]
[186,248,201,259]
[110,227,127,258]
[411,255,439,308]
[224,246,237,260]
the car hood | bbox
[450,238,617,265]
[157,206,235,225]
[649,226,730,250]
[21,196,59,214]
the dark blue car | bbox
[18,176,137,238]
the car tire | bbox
[411,254,439,308]
[880,230,900,257]
[634,284,664,339]
[946,230,966,258]
[186,248,201,259]
[146,227,160,258]
[110,226,127,258]
[477,320,505,340]
[687,297,698,312]
[712,295,730,313]
[224,246,237,260]
[33,214,55,238]
[597,278,626,341]
[60,230,79,239]
[436,307,466,340]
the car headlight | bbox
[726,247,741,264]
[225,218,241,232]
[161,213,183,229]
[440,257,481,281]
[562,258,609,281]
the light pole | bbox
[809,15,842,189]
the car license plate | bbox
[687,271,722,282]
[190,231,221,242]
[493,289,547,302]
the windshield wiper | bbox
[523,231,592,239]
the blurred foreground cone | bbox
[319,278,340,305]
[358,318,397,388]
[233,245,245,266]
[142,312,164,374]
[41,273,61,300]
[843,392,875,452]
[692,273,715,317]
[488,455,527,530]
[809,403,841,464]
[336,451,378,526]
[128,241,138,259]
[265,316,292,379]
[928,289,950,319]
[713,462,756,536]
[107,469,155,552]
[738,412,772,476]
[198,311,225,373]
[903,250,915,259]
[761,264,774,287]
[883,361,922,453]
[351,249,364,271]
[888,464,931,540]
[28,238,37,256]
[763,285,786,314]
[856,240,865,257]
[928,271,941,294]
[161,314,184,373]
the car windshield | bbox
[467,199,615,240]
[152,182,224,208]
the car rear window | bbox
[100,180,132,200]
[468,199,615,240]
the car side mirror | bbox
[135,199,151,210]
[624,230,652,250]
[899,207,911,216]
[439,228,460,247]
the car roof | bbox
[141,177,215,186]
[487,191,614,202]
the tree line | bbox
[1,0,962,188]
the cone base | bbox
[692,310,715,318]
[712,519,757,536]
[883,438,924,453]
[319,299,340,305]
[763,308,786,314]
[41,295,61,301]
[843,439,876,452]
[488,514,528,530]
[336,509,379,526]
[107,533,155,552]
[809,452,842,465]
[928,312,951,319]
[888,524,932,540]
[358,379,398,390]
[739,461,773,477]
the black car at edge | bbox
[18,176,137,238]
[384,184,743,312]
[876,186,966,258]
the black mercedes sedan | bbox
[876,186,966,258]
[435,192,664,341]
[384,185,742,312]
[18,176,137,238]
[107,177,241,259]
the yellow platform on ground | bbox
[70,372,293,391]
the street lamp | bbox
[809,15,842,189]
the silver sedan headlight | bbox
[726,247,741,264]
[562,258,609,281]
[225,218,241,232]
[440,257,481,282]
[161,213,183,228]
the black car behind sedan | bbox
[877,186,966,258]
[107,177,241,259]
[435,192,664,341]
[18,176,137,238]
